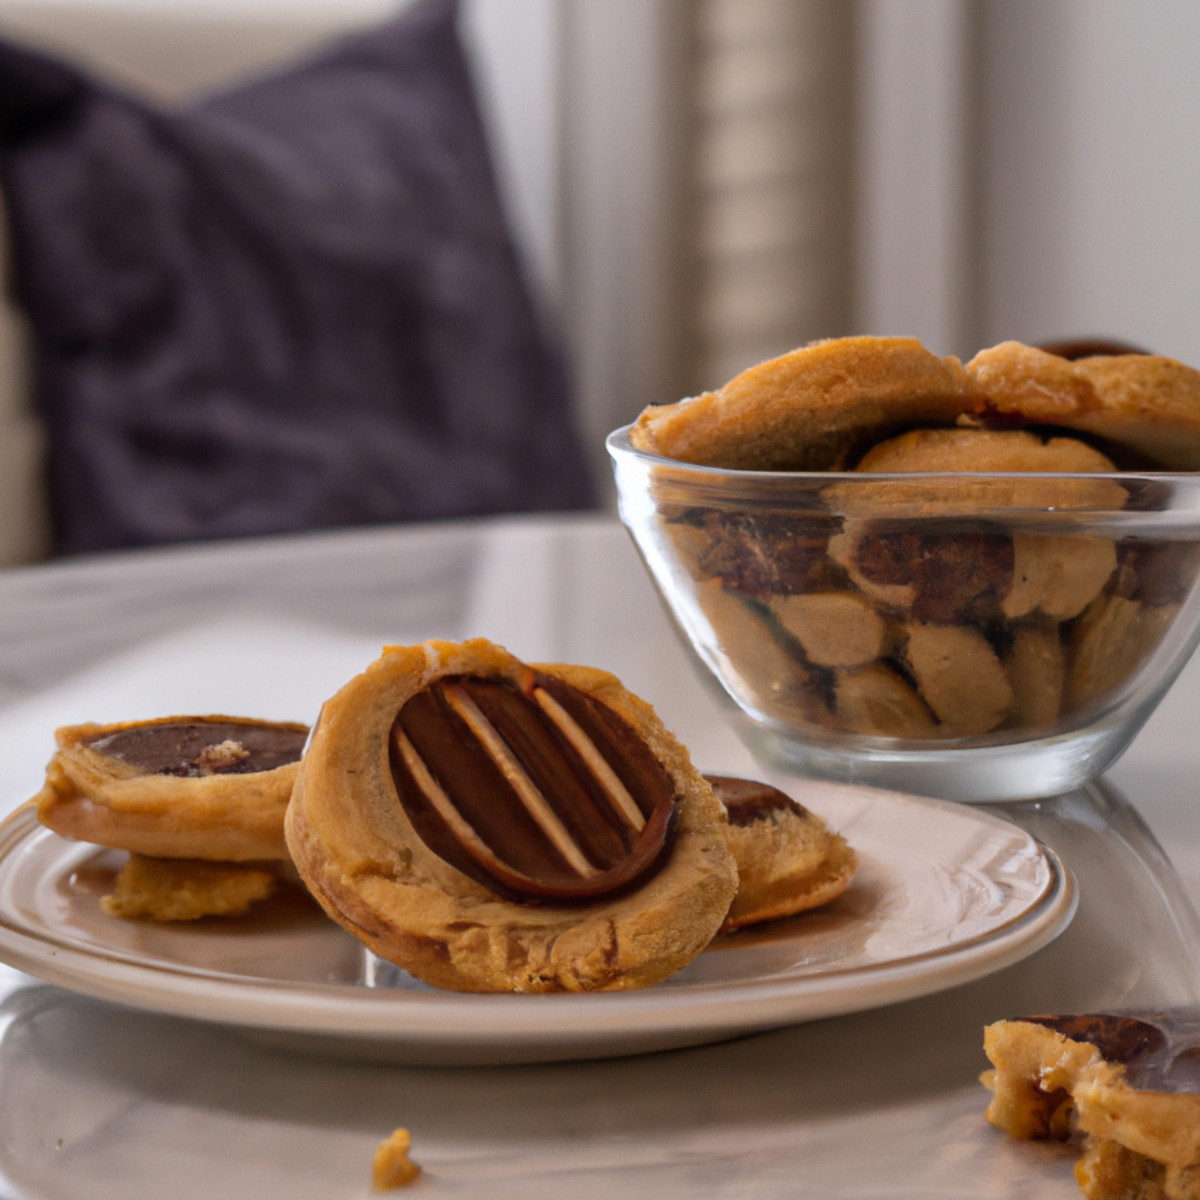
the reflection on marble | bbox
[0,982,1074,1200]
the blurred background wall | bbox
[0,0,1197,565]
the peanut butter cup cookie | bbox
[35,716,308,863]
[706,775,855,931]
[285,639,737,993]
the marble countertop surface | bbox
[0,513,1196,1199]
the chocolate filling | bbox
[705,775,806,826]
[1025,1012,1200,1095]
[88,720,307,777]
[849,526,1014,623]
[389,671,678,902]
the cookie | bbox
[34,716,308,863]
[632,336,1200,471]
[706,775,855,931]
[1005,625,1066,730]
[1066,593,1180,709]
[901,623,1013,737]
[101,854,279,921]
[982,1012,1200,1200]
[694,581,826,725]
[830,427,1121,623]
[833,663,937,738]
[968,342,1200,469]
[630,335,974,470]
[769,591,885,668]
[284,638,738,993]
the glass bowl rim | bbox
[605,423,1200,488]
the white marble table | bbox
[0,513,1197,1199]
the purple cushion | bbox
[0,0,594,554]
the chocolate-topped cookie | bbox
[35,715,308,863]
[285,639,737,993]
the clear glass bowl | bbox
[607,425,1200,801]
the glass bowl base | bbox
[738,720,1139,803]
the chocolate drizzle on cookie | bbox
[88,720,308,777]
[389,670,678,902]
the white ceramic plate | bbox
[0,783,1074,1065]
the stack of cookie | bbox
[631,337,1200,740]
[35,716,307,920]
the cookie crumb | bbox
[372,1128,420,1191]
[195,738,250,773]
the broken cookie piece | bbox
[1004,533,1118,622]
[706,775,855,931]
[769,591,885,668]
[983,1012,1200,1200]
[833,663,937,738]
[1005,625,1066,730]
[1067,594,1181,712]
[694,581,826,725]
[902,623,1013,737]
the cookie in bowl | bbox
[285,638,738,993]
[629,336,1200,472]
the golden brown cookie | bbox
[284,639,738,994]
[856,425,1116,476]
[706,775,855,932]
[968,342,1200,468]
[101,854,279,921]
[982,1013,1200,1200]
[848,426,1126,514]
[632,335,1200,471]
[630,335,975,470]
[34,716,307,863]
